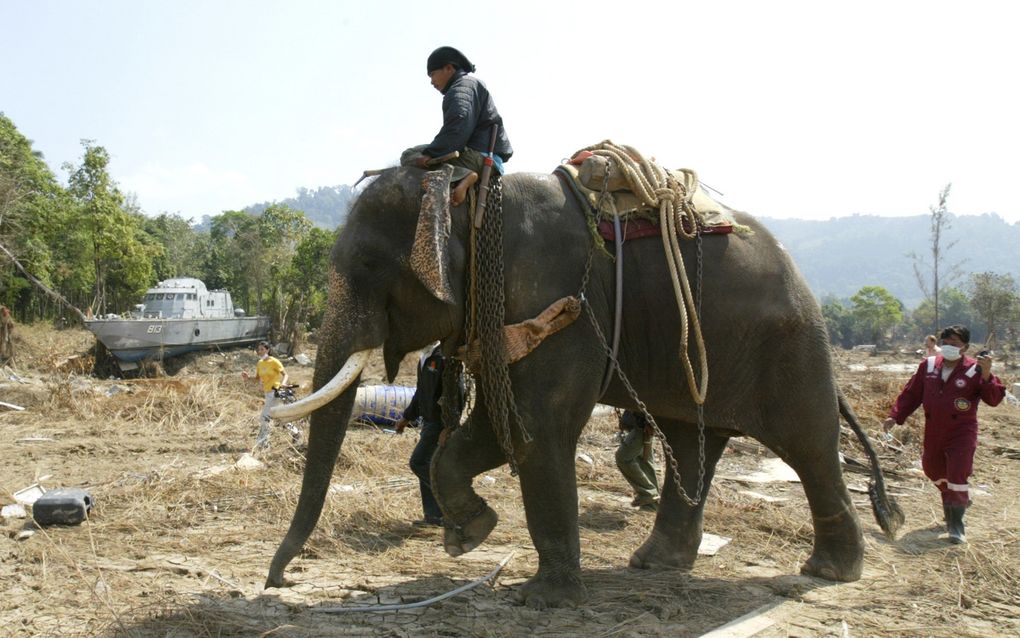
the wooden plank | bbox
[699,601,783,638]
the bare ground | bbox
[1,325,1019,637]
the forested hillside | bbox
[759,213,1020,308]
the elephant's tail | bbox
[839,390,904,539]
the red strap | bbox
[597,217,732,242]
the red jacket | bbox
[889,355,1006,433]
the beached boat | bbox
[84,277,270,369]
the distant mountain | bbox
[757,213,1020,308]
[244,185,355,229]
[205,181,1017,312]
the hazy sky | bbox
[3,1,1018,223]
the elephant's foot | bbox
[800,549,863,582]
[443,503,498,557]
[629,531,697,570]
[264,574,291,589]
[513,570,587,609]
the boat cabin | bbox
[139,278,245,319]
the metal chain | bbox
[472,175,530,475]
[576,194,706,507]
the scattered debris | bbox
[13,483,46,505]
[698,532,732,556]
[700,601,784,638]
[575,452,595,466]
[313,553,514,613]
[16,436,55,444]
[32,487,93,526]
[739,490,788,503]
[0,400,25,411]
[1,503,27,519]
[1005,391,1019,408]
[719,457,800,484]
[233,453,265,471]
[992,445,1020,460]
[294,353,312,366]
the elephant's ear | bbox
[409,164,456,304]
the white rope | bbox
[583,141,709,404]
[313,552,514,613]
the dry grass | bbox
[1,325,1018,636]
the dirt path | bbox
[1,327,1018,636]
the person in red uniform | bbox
[883,325,1005,544]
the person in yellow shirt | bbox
[242,341,289,450]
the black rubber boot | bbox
[947,505,966,544]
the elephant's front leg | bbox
[431,412,507,558]
[513,443,587,609]
[631,422,729,570]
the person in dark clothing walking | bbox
[395,343,459,527]
[404,46,513,206]
[616,410,660,511]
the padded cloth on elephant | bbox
[555,163,741,233]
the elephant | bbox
[264,164,902,609]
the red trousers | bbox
[921,427,975,507]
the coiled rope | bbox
[582,141,709,404]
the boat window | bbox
[155,294,164,300]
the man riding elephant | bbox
[403,46,513,206]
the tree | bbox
[909,184,965,333]
[0,113,74,318]
[968,272,1019,349]
[908,287,978,340]
[821,295,854,347]
[143,213,207,281]
[64,141,158,314]
[278,226,336,351]
[850,286,903,345]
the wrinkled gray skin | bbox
[266,168,866,608]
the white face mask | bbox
[940,345,962,361]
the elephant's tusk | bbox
[269,349,374,421]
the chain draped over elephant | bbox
[263,165,901,609]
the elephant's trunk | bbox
[264,350,367,589]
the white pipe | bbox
[269,349,374,421]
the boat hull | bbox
[85,317,271,363]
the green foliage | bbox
[0,113,74,315]
[849,286,903,345]
[967,272,1019,347]
[821,295,854,347]
[143,213,209,281]
[63,141,158,314]
[907,287,978,340]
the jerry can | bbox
[32,488,94,526]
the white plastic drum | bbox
[352,385,415,426]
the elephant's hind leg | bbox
[630,422,729,570]
[789,455,864,581]
[755,405,865,582]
